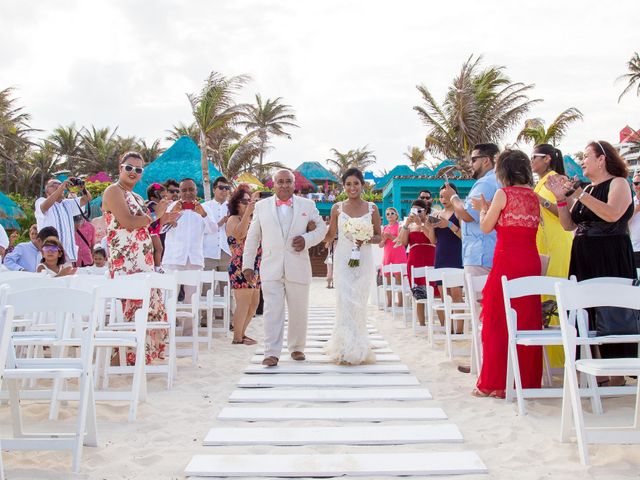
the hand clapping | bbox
[470,194,490,212]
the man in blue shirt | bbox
[4,226,58,272]
[441,143,500,276]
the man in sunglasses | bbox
[35,177,92,265]
[629,172,640,268]
[418,190,432,207]
[164,179,180,202]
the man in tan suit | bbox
[243,169,328,366]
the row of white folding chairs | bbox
[554,280,640,465]
[379,264,412,325]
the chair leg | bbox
[7,379,24,437]
[542,348,553,387]
[128,342,145,422]
[192,315,198,366]
[102,347,112,390]
[72,374,97,473]
[207,307,213,350]
[581,345,603,415]
[560,371,572,443]
[444,311,453,360]
[509,342,526,415]
[0,441,4,480]
[633,381,640,429]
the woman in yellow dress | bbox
[531,144,574,367]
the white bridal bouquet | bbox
[342,217,374,267]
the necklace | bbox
[116,181,132,192]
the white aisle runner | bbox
[184,307,487,477]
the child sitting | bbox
[37,236,76,277]
[77,247,108,275]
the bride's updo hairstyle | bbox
[342,167,365,185]
[495,149,534,187]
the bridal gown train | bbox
[324,202,376,365]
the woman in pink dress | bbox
[378,207,407,307]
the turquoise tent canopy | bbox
[133,136,222,198]
[563,155,587,182]
[373,165,415,190]
[0,191,26,230]
[295,162,338,183]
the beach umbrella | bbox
[235,172,264,188]
[0,191,27,230]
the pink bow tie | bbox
[276,198,292,207]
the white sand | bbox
[1,278,639,479]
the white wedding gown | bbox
[324,202,376,365]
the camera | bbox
[68,177,85,188]
[259,191,274,199]
[181,201,196,210]
[427,215,441,224]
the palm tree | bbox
[0,87,36,191]
[414,55,540,173]
[47,124,82,173]
[326,146,376,179]
[137,138,164,163]
[78,126,121,176]
[30,142,61,196]
[165,122,199,143]
[618,52,640,102]
[516,108,584,146]
[187,71,250,201]
[404,146,427,170]
[239,94,298,176]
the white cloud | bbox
[1,0,638,171]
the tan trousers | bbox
[262,279,309,358]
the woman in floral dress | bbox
[102,152,176,364]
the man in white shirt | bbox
[162,178,216,320]
[629,172,640,268]
[202,176,232,273]
[35,178,91,264]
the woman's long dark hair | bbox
[228,186,250,216]
[534,144,565,175]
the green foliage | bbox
[516,108,584,146]
[84,181,110,198]
[7,192,36,241]
[617,52,640,102]
[335,191,381,202]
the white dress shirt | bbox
[35,197,80,262]
[277,202,294,237]
[162,201,215,267]
[202,199,230,259]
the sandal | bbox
[242,336,257,345]
[489,390,506,399]
[231,339,244,345]
[471,388,492,398]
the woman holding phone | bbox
[397,199,436,326]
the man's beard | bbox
[472,169,481,180]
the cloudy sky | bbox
[2,0,638,172]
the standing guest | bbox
[102,151,169,364]
[35,178,91,264]
[441,143,500,279]
[531,144,574,367]
[3,225,42,271]
[3,229,19,257]
[202,176,232,274]
[164,179,180,202]
[397,199,436,326]
[629,171,640,268]
[327,190,336,202]
[433,183,464,330]
[227,187,261,345]
[0,223,8,259]
[547,140,635,385]
[146,183,170,271]
[162,178,215,332]
[418,189,432,203]
[74,215,96,267]
[37,236,77,277]
[471,149,542,399]
[378,207,407,307]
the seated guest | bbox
[4,226,58,272]
[78,247,108,275]
[37,236,76,277]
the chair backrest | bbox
[502,275,576,299]
[1,276,70,292]
[0,271,45,281]
[441,269,466,290]
[173,270,202,289]
[409,266,433,288]
[0,286,14,386]
[426,267,463,284]
[578,276,635,286]
[69,274,112,291]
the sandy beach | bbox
[1,278,639,480]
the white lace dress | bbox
[324,202,376,365]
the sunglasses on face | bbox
[42,245,60,253]
[414,208,425,214]
[217,185,231,190]
[386,212,397,216]
[419,196,430,200]
[531,153,546,158]
[168,189,179,194]
[634,182,640,186]
[471,155,488,163]
[122,164,144,175]
[239,199,250,205]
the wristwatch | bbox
[542,199,551,209]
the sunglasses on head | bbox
[122,164,144,175]
[42,245,60,253]
[217,185,231,190]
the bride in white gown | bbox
[323,168,382,365]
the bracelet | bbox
[480,209,488,215]
[577,190,588,201]
[450,194,460,202]
[557,201,568,208]
[402,225,409,230]
[448,221,454,229]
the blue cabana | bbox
[0,191,26,230]
[134,136,222,198]
[295,161,338,185]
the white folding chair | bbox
[441,270,471,360]
[389,263,410,326]
[500,275,602,416]
[380,264,393,312]
[555,281,640,465]
[0,288,14,480]
[464,273,487,376]
[172,270,202,365]
[2,286,101,473]
[199,270,231,344]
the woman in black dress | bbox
[546,140,635,385]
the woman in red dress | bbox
[397,199,436,326]
[471,149,542,398]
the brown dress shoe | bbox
[262,356,279,367]
[291,351,306,361]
